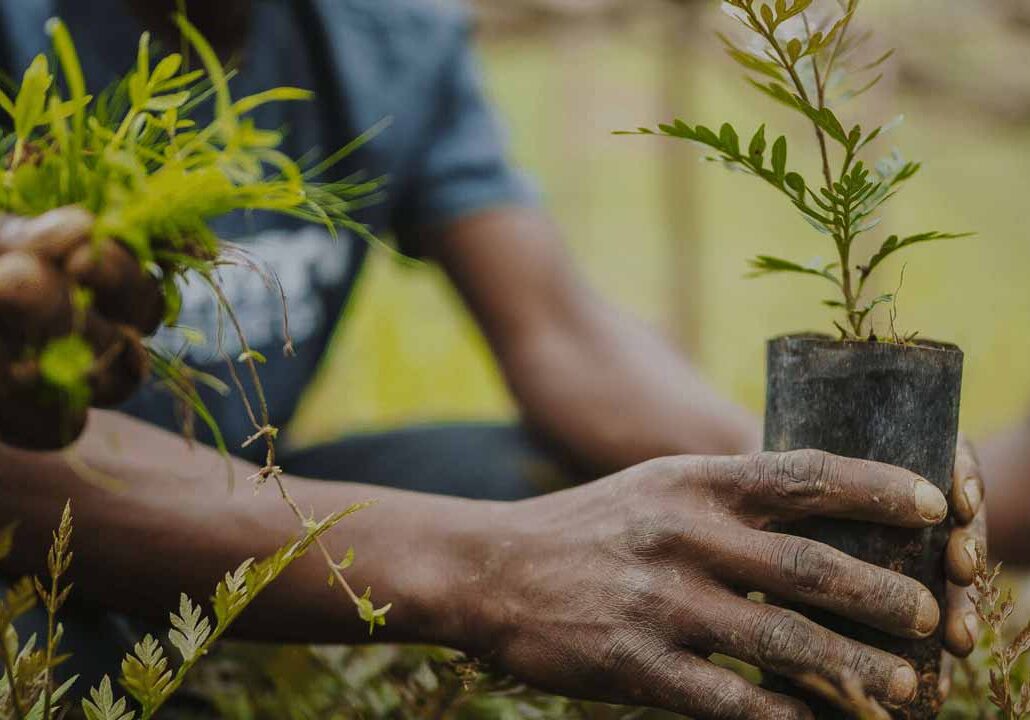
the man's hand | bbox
[469,450,952,720]
[0,207,163,449]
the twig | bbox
[206,278,365,612]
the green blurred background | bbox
[288,0,1030,450]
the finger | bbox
[709,529,938,639]
[939,653,953,700]
[0,206,94,261]
[946,502,986,587]
[693,593,918,709]
[951,435,983,526]
[629,649,813,720]
[0,251,73,347]
[710,450,947,528]
[64,238,144,321]
[82,313,149,408]
[0,362,87,450]
[943,582,979,658]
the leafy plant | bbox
[0,11,389,673]
[0,502,370,720]
[619,0,971,339]
[939,553,1030,719]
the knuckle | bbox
[838,644,888,686]
[715,453,765,497]
[638,455,694,491]
[623,511,684,561]
[778,450,836,498]
[707,686,751,719]
[753,609,819,670]
[775,537,838,595]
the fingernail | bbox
[964,537,979,568]
[889,663,918,705]
[915,481,947,522]
[964,612,980,647]
[963,478,981,515]
[915,589,940,637]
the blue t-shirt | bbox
[0,0,533,460]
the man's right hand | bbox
[465,450,955,720]
[0,206,164,449]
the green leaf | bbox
[760,3,775,29]
[25,674,78,720]
[866,231,973,274]
[784,172,805,200]
[168,594,211,663]
[136,32,151,85]
[792,94,849,146]
[719,123,740,156]
[0,522,15,562]
[787,38,803,62]
[747,79,798,109]
[120,635,172,713]
[747,255,839,285]
[718,35,785,81]
[778,0,814,23]
[748,124,767,165]
[771,136,787,179]
[0,87,14,117]
[149,54,182,88]
[143,92,189,112]
[13,55,52,139]
[231,87,314,116]
[861,293,895,313]
[237,349,267,364]
[82,676,136,720]
[39,335,94,392]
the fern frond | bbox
[81,677,135,720]
[168,594,211,663]
[119,636,172,715]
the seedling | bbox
[620,0,970,340]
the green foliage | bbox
[0,15,383,415]
[939,556,1030,719]
[619,0,972,339]
[0,501,372,720]
[162,644,664,720]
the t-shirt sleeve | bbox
[390,20,537,254]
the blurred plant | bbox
[154,644,672,720]
[0,503,368,720]
[940,553,1030,719]
[0,14,390,637]
[619,0,971,340]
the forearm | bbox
[0,410,496,648]
[502,298,760,472]
[434,207,759,476]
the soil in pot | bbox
[763,334,963,720]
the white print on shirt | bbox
[152,227,351,362]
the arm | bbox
[426,206,760,473]
[977,420,1030,564]
[0,410,480,646]
[0,410,970,717]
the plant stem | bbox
[0,643,28,720]
[41,571,60,720]
[208,279,365,612]
[746,6,835,191]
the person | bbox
[0,1,986,717]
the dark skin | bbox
[0,206,985,718]
[0,2,991,713]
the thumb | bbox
[0,206,94,261]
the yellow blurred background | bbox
[289,0,1030,448]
